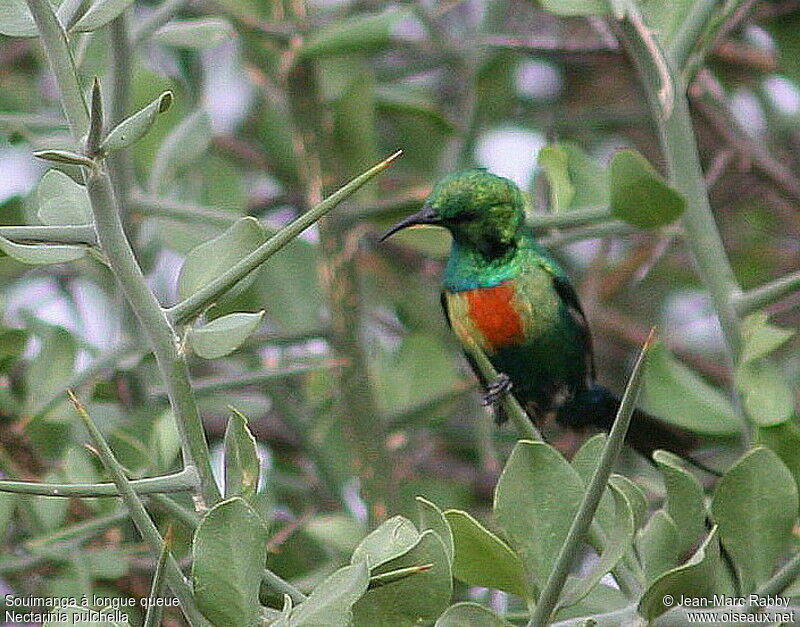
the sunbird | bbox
[381,168,695,458]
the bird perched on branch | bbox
[381,168,696,458]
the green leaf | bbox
[150,410,181,471]
[609,150,685,227]
[223,408,260,499]
[537,142,609,212]
[494,440,584,595]
[0,235,86,265]
[253,237,323,335]
[637,527,720,620]
[538,145,574,212]
[711,447,798,593]
[187,311,264,359]
[0,329,27,363]
[100,91,173,154]
[151,17,236,49]
[177,217,267,301]
[352,530,452,626]
[635,510,679,583]
[560,478,636,608]
[641,0,694,46]
[375,86,456,135]
[443,509,526,597]
[611,474,647,531]
[149,110,213,193]
[740,312,795,364]
[192,497,269,627]
[757,420,800,514]
[24,326,76,416]
[435,602,514,627]
[71,0,136,32]
[416,497,454,564]
[33,149,95,168]
[298,9,409,59]
[351,515,420,569]
[653,450,706,556]
[37,169,92,225]
[44,604,131,626]
[288,562,369,626]
[537,0,609,16]
[641,341,740,435]
[0,0,37,37]
[736,360,795,426]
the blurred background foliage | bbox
[0,0,799,620]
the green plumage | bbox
[382,168,696,457]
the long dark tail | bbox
[555,384,699,459]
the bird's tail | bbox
[556,384,699,460]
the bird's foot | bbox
[482,373,513,406]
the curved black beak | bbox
[379,204,441,241]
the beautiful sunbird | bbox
[381,168,695,458]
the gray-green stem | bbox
[734,270,800,315]
[165,151,402,326]
[527,334,652,627]
[86,170,221,507]
[0,467,199,497]
[71,395,210,626]
[26,0,221,507]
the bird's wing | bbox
[540,262,597,383]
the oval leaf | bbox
[636,510,679,583]
[494,440,584,595]
[151,17,235,49]
[187,311,264,359]
[71,0,136,32]
[223,408,260,499]
[610,149,685,228]
[435,602,514,627]
[711,447,798,593]
[352,530,452,626]
[177,217,267,301]
[642,341,740,435]
[288,562,369,626]
[37,169,92,225]
[637,528,720,620]
[192,497,268,627]
[0,235,86,265]
[736,360,795,426]
[351,515,419,569]
[149,110,213,193]
[299,9,409,59]
[653,450,706,556]
[100,91,173,154]
[0,0,37,37]
[416,497,454,564]
[443,509,526,597]
[740,312,795,364]
[757,421,800,514]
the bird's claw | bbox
[482,373,512,406]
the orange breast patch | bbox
[465,281,525,349]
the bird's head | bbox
[380,169,525,258]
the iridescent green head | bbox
[381,169,525,258]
